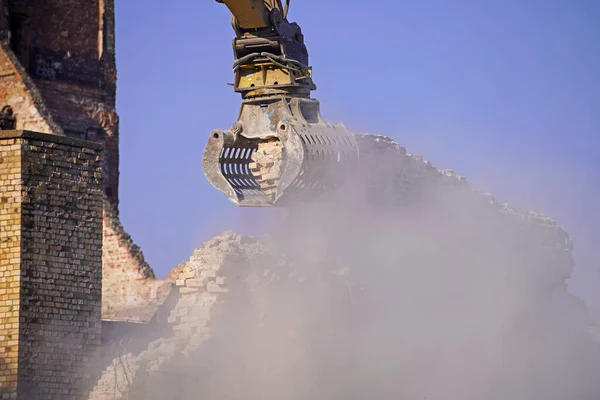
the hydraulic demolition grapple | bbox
[202,0,359,206]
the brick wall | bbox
[101,203,173,323]
[1,0,166,345]
[0,130,103,400]
[89,233,237,400]
[2,0,157,327]
[0,0,119,207]
[0,135,22,397]
[0,43,61,134]
[33,79,120,206]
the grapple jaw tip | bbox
[202,97,359,207]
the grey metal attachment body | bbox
[202,96,359,206]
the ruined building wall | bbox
[90,232,240,399]
[0,0,119,206]
[101,202,173,323]
[0,0,163,324]
[0,40,60,134]
[0,130,103,400]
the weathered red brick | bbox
[1,0,119,207]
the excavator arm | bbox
[217,0,313,100]
[217,0,283,30]
[202,0,359,207]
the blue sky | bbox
[114,0,600,314]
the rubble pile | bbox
[91,133,600,399]
[89,233,273,399]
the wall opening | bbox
[8,12,31,68]
[87,127,103,142]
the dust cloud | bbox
[127,135,600,399]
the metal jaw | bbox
[202,96,359,207]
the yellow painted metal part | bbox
[218,0,270,29]
[236,62,313,96]
[237,64,291,88]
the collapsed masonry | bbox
[89,133,600,400]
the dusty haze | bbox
[109,134,600,400]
